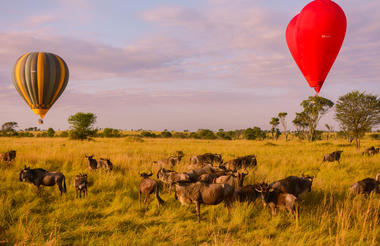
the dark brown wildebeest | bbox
[214,172,248,190]
[189,153,223,168]
[350,173,380,194]
[224,155,257,171]
[174,181,234,222]
[74,173,88,198]
[233,184,261,204]
[19,166,66,195]
[0,150,16,162]
[139,172,164,208]
[362,146,379,156]
[85,155,98,169]
[323,151,343,164]
[269,175,314,198]
[156,168,191,194]
[98,158,113,170]
[256,183,298,217]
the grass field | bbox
[0,137,379,245]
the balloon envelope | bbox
[286,0,347,93]
[12,52,69,119]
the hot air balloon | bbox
[286,0,347,93]
[12,52,69,122]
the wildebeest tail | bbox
[63,176,67,193]
[155,186,165,205]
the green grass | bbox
[0,137,379,245]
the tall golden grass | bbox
[0,137,379,245]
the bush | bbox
[369,133,380,140]
[59,131,69,138]
[47,128,55,137]
[102,128,121,138]
[197,129,216,139]
[140,131,157,138]
[160,130,172,138]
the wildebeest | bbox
[362,146,379,156]
[256,183,298,217]
[19,166,67,195]
[139,172,164,207]
[349,173,380,195]
[223,155,257,171]
[85,155,98,169]
[189,153,223,168]
[269,175,314,197]
[185,164,227,181]
[0,150,16,162]
[214,172,248,190]
[174,181,234,222]
[233,184,261,204]
[323,151,343,164]
[98,158,113,170]
[74,173,88,198]
[153,156,183,169]
[156,168,191,194]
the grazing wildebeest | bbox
[156,168,191,194]
[19,166,66,195]
[85,155,98,169]
[349,173,380,195]
[174,181,234,222]
[185,164,227,181]
[153,151,185,169]
[139,172,164,207]
[234,184,261,204]
[189,153,223,168]
[98,158,113,170]
[0,150,16,162]
[256,183,298,217]
[323,151,343,164]
[74,173,88,198]
[214,172,248,190]
[224,155,257,171]
[362,146,379,156]
[269,175,314,197]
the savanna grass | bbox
[0,137,379,245]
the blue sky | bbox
[0,0,379,131]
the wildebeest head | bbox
[140,171,153,179]
[376,173,380,183]
[232,171,248,187]
[19,166,32,182]
[101,158,113,170]
[9,150,16,159]
[301,173,314,192]
[85,155,94,160]
[215,154,223,164]
[255,182,274,202]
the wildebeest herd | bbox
[0,148,378,222]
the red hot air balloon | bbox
[286,0,347,93]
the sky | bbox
[0,0,379,131]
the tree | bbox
[2,122,18,132]
[278,112,289,141]
[270,117,280,140]
[335,91,380,148]
[68,112,97,140]
[295,96,334,141]
[160,130,172,138]
[47,128,55,137]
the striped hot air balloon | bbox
[12,52,69,121]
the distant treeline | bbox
[1,127,380,141]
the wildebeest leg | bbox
[270,203,276,216]
[169,183,172,195]
[195,202,201,223]
[139,191,142,207]
[76,189,78,198]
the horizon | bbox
[1,0,379,131]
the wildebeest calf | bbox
[98,158,113,170]
[256,183,298,217]
[174,181,234,222]
[19,166,66,195]
[270,175,314,197]
[139,172,164,207]
[74,173,88,198]
[323,151,343,164]
[0,150,16,162]
[350,173,380,194]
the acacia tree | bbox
[2,122,18,132]
[335,91,380,148]
[278,112,289,141]
[270,117,280,140]
[294,96,334,141]
[68,112,97,140]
